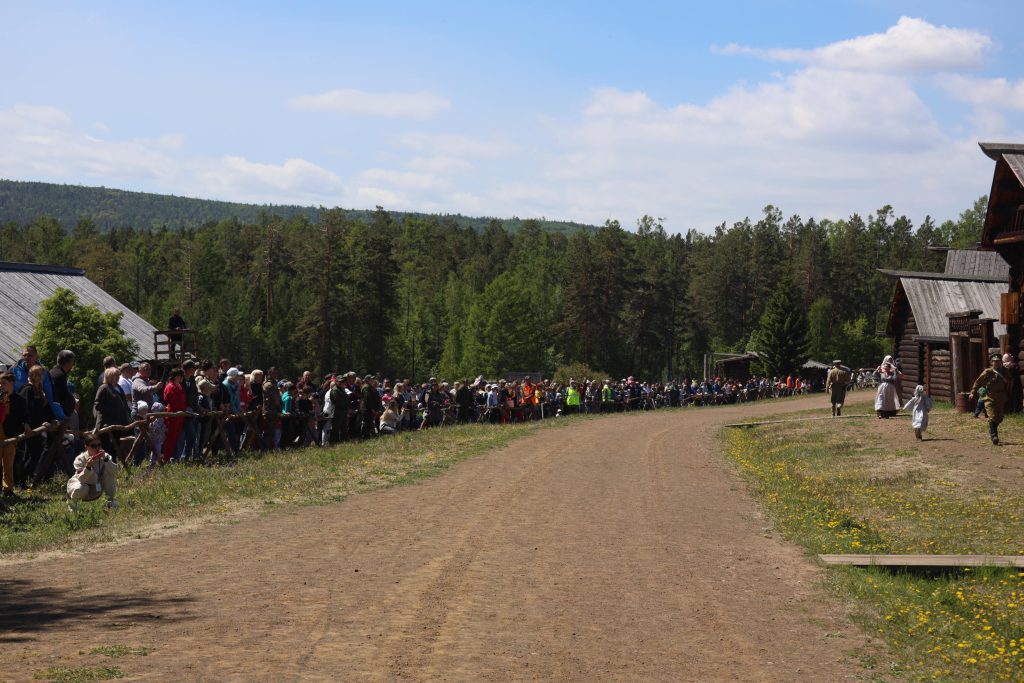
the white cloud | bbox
[194,156,343,204]
[355,186,402,206]
[290,88,450,118]
[0,103,176,183]
[398,132,515,158]
[0,103,344,206]
[939,75,1024,110]
[405,155,473,173]
[715,16,990,73]
[358,167,446,191]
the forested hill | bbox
[0,179,596,235]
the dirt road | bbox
[4,393,878,682]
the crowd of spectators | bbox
[0,342,840,502]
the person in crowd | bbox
[66,434,119,512]
[262,367,283,450]
[145,402,167,466]
[295,384,316,446]
[97,355,117,389]
[161,368,187,462]
[218,358,231,383]
[360,376,382,438]
[970,353,1009,446]
[330,374,351,443]
[874,355,902,419]
[94,366,131,459]
[177,359,201,462]
[222,367,243,451]
[131,362,163,414]
[379,399,399,435]
[280,380,295,444]
[194,359,220,457]
[31,350,78,485]
[320,375,336,445]
[565,380,581,415]
[117,362,134,400]
[0,371,28,497]
[16,365,54,489]
[455,380,474,423]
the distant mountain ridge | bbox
[0,179,597,234]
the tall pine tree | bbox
[755,273,809,376]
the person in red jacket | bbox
[162,368,187,462]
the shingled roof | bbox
[0,262,156,367]
[887,277,1006,340]
[943,249,1008,280]
[980,142,1024,186]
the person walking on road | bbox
[825,360,851,417]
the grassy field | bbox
[0,419,568,557]
[724,408,1024,682]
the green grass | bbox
[724,412,1024,682]
[1,418,580,555]
[33,666,124,683]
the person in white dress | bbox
[874,355,902,418]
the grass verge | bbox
[724,410,1024,682]
[1,418,569,556]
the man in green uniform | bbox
[825,360,852,417]
[970,353,1008,445]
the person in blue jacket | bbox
[11,346,65,421]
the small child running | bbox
[902,384,932,440]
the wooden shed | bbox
[884,273,1006,401]
[0,262,156,368]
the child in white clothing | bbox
[902,384,932,441]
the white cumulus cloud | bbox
[939,75,1024,110]
[715,16,990,73]
[290,88,451,118]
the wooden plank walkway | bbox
[819,554,1024,568]
[723,414,907,428]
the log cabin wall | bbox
[925,345,953,402]
[893,308,923,401]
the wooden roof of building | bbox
[943,249,1008,280]
[0,262,156,367]
[878,268,1005,283]
[979,141,1024,247]
[886,277,1006,340]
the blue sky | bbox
[2,1,1023,232]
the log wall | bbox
[926,346,952,402]
[894,311,922,401]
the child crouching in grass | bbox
[902,384,932,441]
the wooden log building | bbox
[0,262,157,369]
[979,142,1024,353]
[883,255,1007,402]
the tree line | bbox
[0,196,989,380]
[0,179,593,235]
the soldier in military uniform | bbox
[825,359,852,417]
[970,353,1009,445]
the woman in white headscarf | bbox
[874,354,902,418]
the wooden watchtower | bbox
[152,328,199,374]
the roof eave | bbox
[979,141,1024,161]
